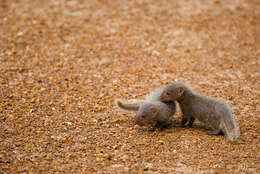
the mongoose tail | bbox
[217,104,240,142]
[221,114,240,142]
[115,99,142,111]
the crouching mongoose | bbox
[160,82,240,142]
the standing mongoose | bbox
[116,88,176,128]
[159,82,240,142]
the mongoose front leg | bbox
[188,117,195,127]
[148,121,169,132]
[207,130,224,135]
[154,121,172,130]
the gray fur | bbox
[115,88,176,127]
[115,99,144,111]
[160,82,240,142]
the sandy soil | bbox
[0,0,259,173]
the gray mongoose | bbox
[159,82,240,142]
[116,89,176,128]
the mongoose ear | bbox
[151,107,159,118]
[178,87,184,96]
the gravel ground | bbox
[0,0,259,173]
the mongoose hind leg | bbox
[187,117,195,127]
[181,116,189,127]
[207,130,224,136]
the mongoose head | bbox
[135,104,159,126]
[160,82,185,101]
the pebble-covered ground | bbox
[0,0,259,173]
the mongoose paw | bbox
[187,124,193,128]
[180,123,188,128]
[148,127,157,132]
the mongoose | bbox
[159,82,240,142]
[116,89,176,128]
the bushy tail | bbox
[221,113,240,142]
[115,99,143,111]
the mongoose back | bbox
[160,82,240,142]
[116,88,177,128]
